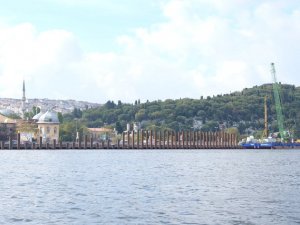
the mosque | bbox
[21,80,60,143]
[0,80,60,143]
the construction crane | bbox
[270,62,285,140]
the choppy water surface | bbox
[0,150,300,225]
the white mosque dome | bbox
[32,111,44,120]
[37,110,60,124]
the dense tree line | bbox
[61,84,300,140]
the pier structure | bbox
[0,130,239,150]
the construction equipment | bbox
[270,62,286,140]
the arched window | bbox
[54,127,57,134]
[47,127,50,133]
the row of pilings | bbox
[0,131,239,150]
[121,130,238,149]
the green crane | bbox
[270,62,286,140]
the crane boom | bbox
[270,62,285,140]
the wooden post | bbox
[198,132,201,148]
[78,136,82,149]
[226,133,228,148]
[195,131,198,149]
[146,130,149,149]
[199,132,202,148]
[150,130,153,149]
[154,130,157,149]
[132,131,135,149]
[90,137,93,149]
[188,131,190,149]
[226,132,229,148]
[189,131,192,149]
[127,131,130,149]
[123,132,126,149]
[220,131,223,148]
[166,130,170,149]
[183,131,186,149]
[141,130,144,149]
[204,132,206,148]
[208,132,212,149]
[182,131,185,149]
[192,131,194,149]
[117,139,120,149]
[122,132,125,149]
[234,133,237,148]
[171,131,174,149]
[208,132,210,149]
[163,130,166,149]
[84,135,87,149]
[159,131,162,149]
[175,131,177,149]
[211,132,214,148]
[53,139,56,149]
[137,130,140,149]
[224,132,227,148]
[39,136,43,149]
[17,133,20,149]
[200,131,203,149]
[197,131,200,149]
[209,132,212,149]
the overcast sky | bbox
[0,0,299,103]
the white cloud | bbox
[0,0,299,103]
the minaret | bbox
[21,80,26,119]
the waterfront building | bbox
[36,110,60,143]
[0,114,17,141]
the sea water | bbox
[0,150,299,225]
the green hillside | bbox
[60,83,300,141]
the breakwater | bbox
[1,131,240,150]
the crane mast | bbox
[270,62,285,140]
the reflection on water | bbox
[0,150,299,225]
